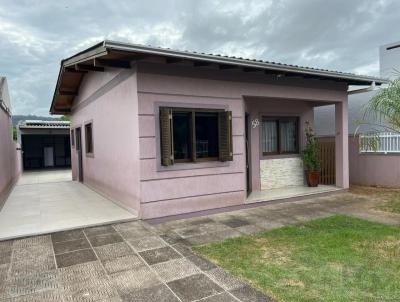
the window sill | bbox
[158,160,229,172]
[261,153,300,160]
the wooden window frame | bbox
[170,107,224,163]
[262,116,299,156]
[84,122,94,156]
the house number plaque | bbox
[251,118,260,129]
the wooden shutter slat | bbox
[160,107,173,166]
[218,111,233,162]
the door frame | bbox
[75,127,84,182]
[245,113,251,195]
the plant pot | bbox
[305,170,320,187]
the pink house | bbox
[50,41,386,220]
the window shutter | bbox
[159,107,174,166]
[218,111,233,161]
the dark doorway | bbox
[75,127,84,182]
[245,113,251,194]
[22,135,71,170]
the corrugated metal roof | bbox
[18,120,70,129]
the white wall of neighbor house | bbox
[380,41,400,80]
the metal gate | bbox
[318,141,335,185]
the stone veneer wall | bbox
[260,157,304,190]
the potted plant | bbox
[302,122,320,187]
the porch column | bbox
[335,100,349,188]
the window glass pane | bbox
[85,124,93,153]
[195,112,219,158]
[280,120,297,153]
[172,112,192,160]
[262,120,278,153]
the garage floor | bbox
[0,170,137,241]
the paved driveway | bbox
[1,190,399,301]
[0,171,136,240]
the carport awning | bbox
[50,40,389,114]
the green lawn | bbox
[195,215,400,302]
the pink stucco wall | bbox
[69,61,349,219]
[70,68,141,212]
[349,136,400,187]
[136,62,348,219]
[0,107,21,206]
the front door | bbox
[75,127,84,182]
[245,113,251,194]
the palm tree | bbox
[361,78,400,134]
[356,78,400,150]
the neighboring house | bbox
[50,40,385,219]
[17,120,71,170]
[315,41,400,187]
[0,77,21,208]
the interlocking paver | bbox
[53,238,90,255]
[230,285,276,302]
[139,246,181,265]
[51,229,86,243]
[103,255,145,274]
[84,225,117,238]
[94,242,135,261]
[206,267,246,290]
[55,249,97,268]
[151,257,200,282]
[167,273,224,302]
[88,233,124,247]
[120,283,179,302]
[128,236,167,252]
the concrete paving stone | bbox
[173,226,205,238]
[53,238,90,255]
[151,258,200,282]
[116,228,154,240]
[88,233,124,247]
[139,246,182,265]
[111,267,161,295]
[200,292,239,302]
[59,261,106,283]
[12,235,51,249]
[12,245,53,263]
[171,243,193,257]
[215,229,243,241]
[206,268,246,291]
[120,284,179,302]
[187,217,215,226]
[128,236,167,252]
[51,229,86,243]
[230,285,276,302]
[0,250,11,265]
[94,242,135,262]
[113,221,149,233]
[4,289,65,302]
[186,254,217,271]
[220,218,250,228]
[185,233,222,246]
[103,255,145,274]
[84,225,117,238]
[6,271,59,297]
[159,232,186,245]
[0,264,9,284]
[0,240,12,252]
[55,249,97,268]
[235,224,265,235]
[9,256,55,277]
[167,273,223,302]
[63,281,118,302]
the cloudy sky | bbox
[1,0,399,116]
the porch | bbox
[244,96,348,201]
